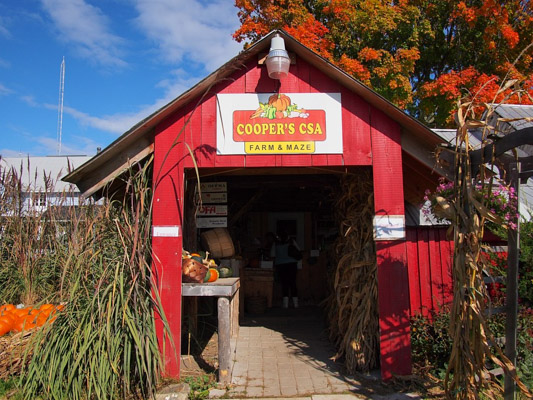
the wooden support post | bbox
[371,108,412,380]
[504,162,520,400]
[217,297,231,385]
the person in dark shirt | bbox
[273,230,300,308]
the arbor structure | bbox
[234,0,533,126]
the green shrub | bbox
[519,221,533,305]
[410,308,452,375]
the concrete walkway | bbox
[226,306,420,399]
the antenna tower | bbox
[57,57,65,155]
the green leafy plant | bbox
[183,374,216,400]
[519,221,533,306]
[20,158,170,400]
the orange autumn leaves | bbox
[0,303,64,336]
[233,0,533,126]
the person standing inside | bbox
[274,230,301,308]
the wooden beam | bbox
[78,141,154,198]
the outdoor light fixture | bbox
[265,34,291,79]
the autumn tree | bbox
[233,0,533,127]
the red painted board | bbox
[311,154,329,166]
[152,118,186,378]
[183,105,202,169]
[341,88,372,166]
[439,227,454,305]
[281,154,312,166]
[219,68,246,94]
[244,155,277,167]
[326,154,344,166]
[406,228,422,316]
[370,107,404,216]
[428,228,444,310]
[280,64,300,93]
[297,58,311,92]
[417,228,432,316]
[309,66,340,93]
[376,241,412,380]
[197,96,217,168]
[245,61,277,93]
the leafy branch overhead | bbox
[234,0,533,127]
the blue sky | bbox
[0,0,242,157]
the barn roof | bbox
[63,30,445,197]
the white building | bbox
[0,155,92,214]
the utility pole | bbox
[57,56,65,155]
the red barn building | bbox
[64,30,454,381]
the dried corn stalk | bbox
[442,99,532,399]
[326,171,378,373]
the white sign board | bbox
[196,217,227,228]
[201,192,227,204]
[152,225,181,237]
[200,182,227,193]
[216,93,343,155]
[197,205,228,216]
[373,215,405,240]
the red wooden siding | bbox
[152,110,188,377]
[406,226,454,316]
[370,105,412,380]
[174,55,373,170]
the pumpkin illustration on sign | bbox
[250,94,309,120]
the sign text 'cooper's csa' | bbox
[216,93,342,155]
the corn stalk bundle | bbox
[326,171,378,373]
[0,331,33,380]
[441,101,532,399]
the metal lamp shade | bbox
[266,35,290,79]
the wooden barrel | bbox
[201,228,235,258]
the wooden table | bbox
[182,278,240,384]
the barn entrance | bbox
[180,166,380,385]
[183,167,342,311]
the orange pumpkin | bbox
[268,94,291,112]
[207,268,219,282]
[0,320,11,336]
[13,315,37,332]
[0,304,15,313]
[13,308,29,318]
[0,312,15,328]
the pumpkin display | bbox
[203,269,212,283]
[207,268,219,282]
[268,93,291,112]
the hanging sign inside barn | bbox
[216,93,342,155]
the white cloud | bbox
[133,0,241,71]
[0,83,12,96]
[20,95,38,106]
[0,16,10,37]
[40,0,126,68]
[36,135,100,156]
[41,69,203,135]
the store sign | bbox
[197,205,227,216]
[201,192,227,204]
[196,217,227,228]
[216,93,342,155]
[200,182,227,193]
